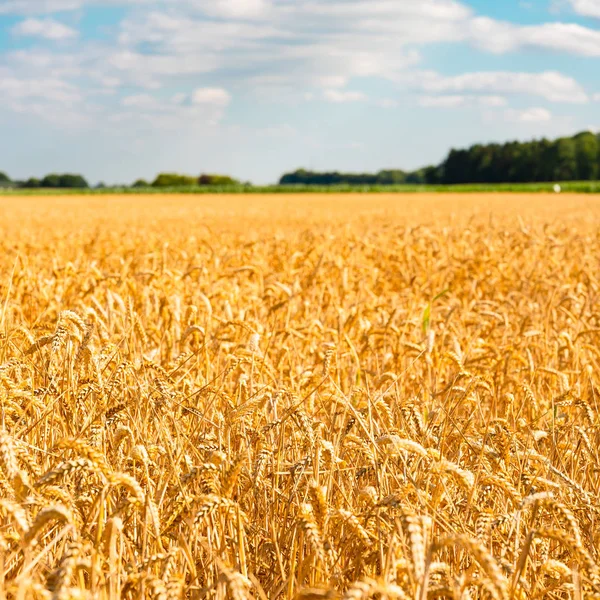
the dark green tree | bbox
[40,173,88,188]
[574,131,599,181]
[376,170,406,184]
[553,138,578,181]
[41,174,61,188]
[132,179,150,188]
[198,174,240,185]
[22,178,41,188]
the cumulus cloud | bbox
[0,0,595,153]
[115,89,232,129]
[0,0,154,14]
[0,72,81,103]
[410,70,588,103]
[12,17,77,40]
[0,0,82,14]
[188,0,271,18]
[569,0,600,17]
[418,94,507,108]
[106,50,222,89]
[470,18,600,56]
[0,68,88,126]
[191,87,231,106]
[504,107,553,123]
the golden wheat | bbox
[1,192,600,598]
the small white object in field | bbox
[553,184,562,193]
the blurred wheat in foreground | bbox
[1,193,600,599]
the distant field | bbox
[3,179,600,194]
[1,193,600,599]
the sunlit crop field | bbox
[2,193,600,599]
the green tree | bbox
[152,173,197,187]
[40,173,88,188]
[574,131,599,180]
[41,174,61,188]
[423,166,441,184]
[553,138,578,181]
[132,179,150,188]
[376,170,406,184]
[60,174,89,188]
[22,178,41,188]
[0,171,10,185]
[198,174,240,185]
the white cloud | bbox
[189,0,270,18]
[418,94,507,108]
[0,0,153,14]
[594,93,600,101]
[323,89,367,103]
[7,49,82,76]
[0,0,82,14]
[410,70,588,103]
[107,50,221,88]
[523,23,600,57]
[117,12,288,53]
[0,69,88,127]
[0,74,81,103]
[0,0,596,161]
[113,89,231,129]
[569,0,600,17]
[44,0,589,106]
[469,17,600,57]
[504,107,552,123]
[191,87,231,106]
[296,0,471,20]
[419,95,468,108]
[314,75,348,89]
[479,96,508,107]
[12,17,77,40]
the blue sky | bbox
[1,0,600,184]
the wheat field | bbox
[1,193,600,599]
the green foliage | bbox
[575,132,599,181]
[6,181,600,196]
[279,168,419,185]
[132,179,150,188]
[40,173,89,188]
[152,173,198,187]
[198,174,240,185]
[438,131,600,184]
[22,178,41,188]
[280,131,600,187]
[149,173,241,188]
[0,171,10,185]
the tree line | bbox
[0,172,90,189]
[2,131,599,189]
[279,131,600,185]
[0,172,241,189]
[279,168,434,186]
